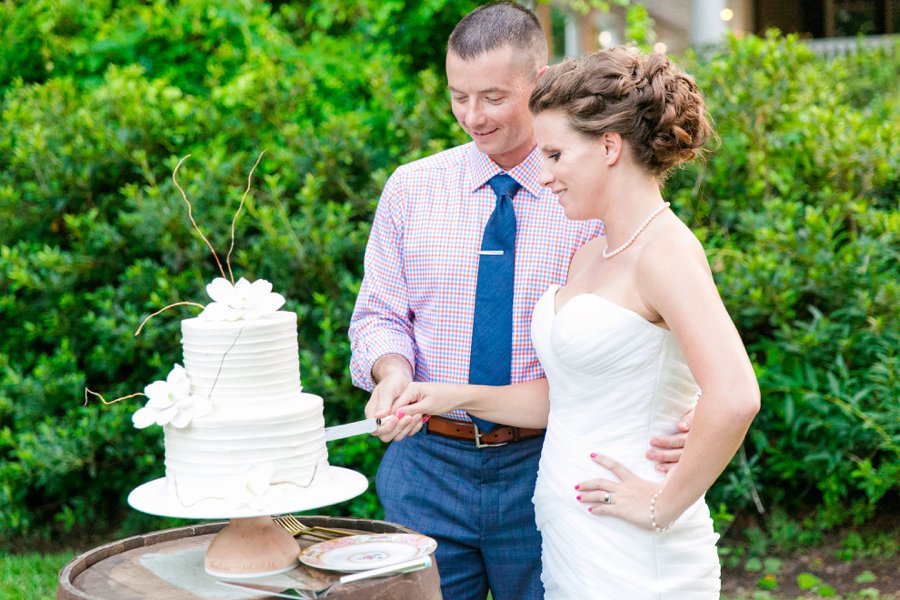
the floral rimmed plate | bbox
[299,533,437,572]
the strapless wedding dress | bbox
[532,284,720,599]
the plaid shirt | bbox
[349,142,603,421]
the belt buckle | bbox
[472,422,507,448]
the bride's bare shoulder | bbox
[639,217,713,288]
[636,217,720,322]
[647,216,707,264]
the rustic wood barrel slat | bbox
[57,517,441,600]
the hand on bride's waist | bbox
[572,453,685,531]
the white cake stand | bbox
[128,466,368,579]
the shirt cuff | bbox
[350,333,416,391]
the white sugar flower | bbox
[244,463,275,496]
[199,277,285,321]
[230,463,275,510]
[132,364,212,429]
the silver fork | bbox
[273,515,356,540]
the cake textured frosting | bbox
[133,278,330,508]
[169,311,329,505]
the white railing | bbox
[803,34,900,57]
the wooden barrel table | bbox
[57,516,441,600]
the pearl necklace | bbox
[602,202,671,259]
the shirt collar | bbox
[465,143,545,199]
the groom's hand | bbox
[646,408,694,472]
[366,354,419,443]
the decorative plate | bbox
[299,533,437,572]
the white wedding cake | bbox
[132,277,329,507]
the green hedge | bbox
[673,33,899,530]
[0,1,897,543]
[0,0,475,538]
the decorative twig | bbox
[226,150,266,284]
[172,154,227,280]
[208,326,244,399]
[135,301,205,336]
[84,388,146,407]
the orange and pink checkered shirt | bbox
[349,143,603,421]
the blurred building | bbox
[531,0,900,58]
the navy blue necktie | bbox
[468,173,520,433]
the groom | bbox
[348,3,691,599]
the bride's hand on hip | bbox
[575,453,669,530]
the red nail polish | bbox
[590,453,597,459]
[576,495,582,501]
[574,484,580,490]
[588,507,593,512]
[397,411,405,418]
[422,415,431,423]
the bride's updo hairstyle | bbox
[529,46,712,180]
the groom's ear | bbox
[602,132,623,166]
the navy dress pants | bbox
[376,428,544,600]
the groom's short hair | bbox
[448,2,548,78]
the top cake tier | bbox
[181,311,307,416]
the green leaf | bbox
[854,570,877,584]
[762,557,783,574]
[745,557,763,572]
[797,572,821,590]
[756,573,779,590]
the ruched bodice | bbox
[531,284,720,599]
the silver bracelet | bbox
[650,489,675,533]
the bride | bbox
[394,47,760,598]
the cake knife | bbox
[324,416,394,442]
[216,556,433,598]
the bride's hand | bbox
[574,454,679,530]
[394,382,465,419]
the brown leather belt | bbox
[426,415,544,448]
